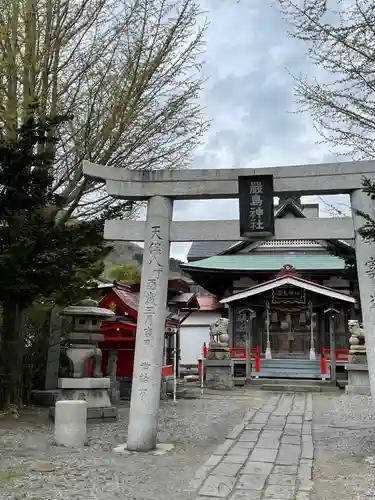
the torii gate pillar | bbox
[351,189,375,398]
[127,195,173,452]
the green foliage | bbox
[328,243,359,302]
[0,110,109,409]
[109,264,141,284]
[169,257,183,274]
[0,112,109,308]
[327,177,375,306]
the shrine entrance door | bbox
[269,308,314,359]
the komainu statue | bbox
[207,317,230,360]
[348,319,366,364]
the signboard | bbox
[272,287,306,305]
[238,175,275,238]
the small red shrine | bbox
[97,279,199,386]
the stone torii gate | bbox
[83,159,375,452]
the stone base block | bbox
[30,389,61,407]
[58,377,110,389]
[113,442,175,455]
[345,364,371,396]
[109,380,121,405]
[52,377,118,421]
[54,400,87,448]
[50,405,118,421]
[57,378,112,408]
[205,359,234,390]
[161,375,174,394]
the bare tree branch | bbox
[0,0,208,221]
[277,0,375,158]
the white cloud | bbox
[140,0,349,262]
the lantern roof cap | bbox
[60,297,115,319]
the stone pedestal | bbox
[51,378,117,421]
[345,364,371,395]
[345,319,369,395]
[55,400,87,448]
[206,342,230,361]
[205,360,234,390]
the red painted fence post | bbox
[203,343,207,359]
[321,348,327,379]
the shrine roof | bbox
[181,254,346,273]
[113,287,139,312]
[168,292,200,311]
[220,274,356,305]
[197,296,223,311]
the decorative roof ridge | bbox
[230,272,348,297]
[113,280,132,291]
[220,272,355,305]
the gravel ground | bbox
[3,390,375,500]
[0,391,269,500]
[312,393,375,500]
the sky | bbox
[141,0,351,261]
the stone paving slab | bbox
[229,492,262,500]
[221,455,248,465]
[199,475,237,497]
[189,393,314,500]
[242,461,274,475]
[236,473,267,490]
[249,447,278,463]
[228,442,255,454]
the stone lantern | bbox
[51,298,118,420]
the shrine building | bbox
[181,197,358,381]
[97,279,199,397]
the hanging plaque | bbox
[272,287,305,305]
[238,175,275,238]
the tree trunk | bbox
[0,302,25,409]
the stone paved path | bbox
[186,392,313,499]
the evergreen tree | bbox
[0,112,109,409]
[327,178,375,308]
[109,264,141,284]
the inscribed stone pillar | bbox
[107,350,120,405]
[228,305,234,349]
[107,350,117,381]
[351,189,375,398]
[45,306,63,390]
[127,195,173,452]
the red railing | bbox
[320,348,349,377]
[161,365,173,377]
[200,344,261,374]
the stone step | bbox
[260,383,322,392]
[337,379,348,389]
[249,378,335,386]
[250,359,322,379]
[259,359,321,368]
[254,382,340,393]
[252,370,322,379]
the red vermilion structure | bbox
[97,280,199,382]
